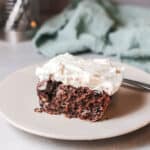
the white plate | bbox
[0,63,150,140]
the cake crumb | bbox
[34,108,43,113]
[116,69,121,74]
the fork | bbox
[122,78,150,91]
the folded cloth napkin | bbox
[33,1,150,73]
[33,0,115,56]
[105,5,150,72]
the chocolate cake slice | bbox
[36,79,110,122]
[35,53,123,122]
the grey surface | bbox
[0,41,149,150]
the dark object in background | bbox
[0,0,68,42]
[39,0,69,22]
[0,0,39,42]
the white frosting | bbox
[36,53,124,95]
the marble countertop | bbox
[0,41,149,150]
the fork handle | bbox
[123,78,150,91]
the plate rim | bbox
[0,110,149,141]
[0,62,150,141]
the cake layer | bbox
[36,79,111,122]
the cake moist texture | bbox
[36,79,111,122]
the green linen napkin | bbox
[104,5,150,72]
[33,1,150,73]
[33,0,115,56]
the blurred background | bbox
[0,0,150,73]
[0,0,150,42]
